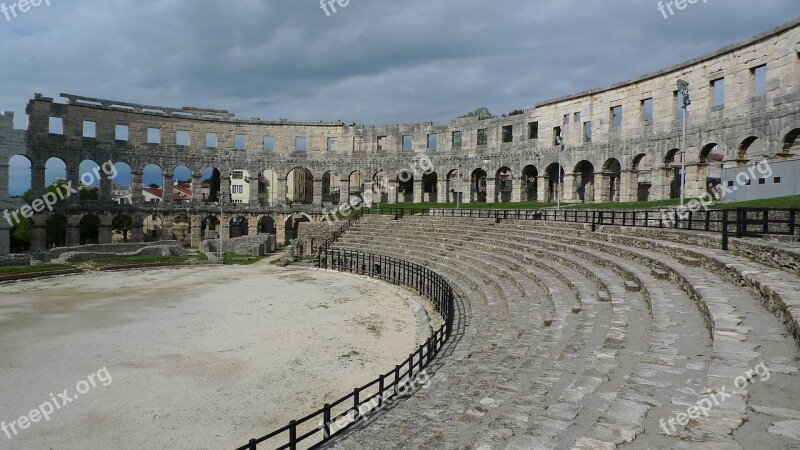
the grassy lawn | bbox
[91,255,195,267]
[720,195,800,208]
[0,264,77,276]
[222,252,265,265]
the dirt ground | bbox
[0,260,427,449]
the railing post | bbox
[378,376,385,407]
[289,421,297,450]
[791,209,797,240]
[737,208,744,238]
[249,439,257,450]
[323,404,332,439]
[353,387,360,416]
[722,209,729,250]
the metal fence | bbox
[236,248,454,450]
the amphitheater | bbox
[0,16,799,450]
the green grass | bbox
[91,255,194,267]
[222,252,265,265]
[370,201,558,211]
[566,199,683,210]
[720,195,800,208]
[0,264,76,276]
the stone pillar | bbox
[620,170,634,202]
[387,180,398,204]
[66,223,80,247]
[99,221,113,244]
[0,162,9,202]
[219,213,231,239]
[192,174,203,203]
[485,178,496,204]
[99,171,113,203]
[567,174,579,202]
[30,222,47,252]
[0,220,9,256]
[163,172,174,204]
[132,170,144,205]
[512,178,522,203]
[339,178,350,205]
[220,174,231,204]
[30,163,46,200]
[131,219,144,243]
[249,178,261,207]
[537,176,548,202]
[190,216,201,248]
[413,179,423,204]
[313,180,323,206]
[277,177,288,206]
[686,164,705,199]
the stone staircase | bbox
[324,214,800,450]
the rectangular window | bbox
[752,65,767,96]
[583,122,592,143]
[235,134,246,150]
[295,136,307,152]
[115,124,128,141]
[574,112,581,124]
[232,185,243,194]
[206,133,217,148]
[758,178,766,185]
[377,136,387,151]
[642,98,654,122]
[502,125,513,143]
[428,133,438,150]
[402,135,413,151]
[563,114,570,125]
[263,136,275,151]
[477,129,488,146]
[232,171,244,180]
[147,127,161,144]
[83,121,96,138]
[327,137,335,153]
[553,126,562,146]
[611,105,623,128]
[774,177,781,184]
[528,122,539,139]
[49,117,63,134]
[176,130,190,146]
[452,131,462,147]
[712,78,725,107]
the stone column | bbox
[190,216,201,248]
[220,173,231,204]
[99,171,113,203]
[131,217,144,243]
[249,178,260,207]
[66,221,80,247]
[31,163,46,200]
[537,176,548,202]
[0,220,9,256]
[313,179,323,206]
[485,178,496,204]
[192,173,203,203]
[620,170,634,202]
[0,161,9,202]
[99,217,113,244]
[132,170,144,205]
[413,179,423,204]
[277,177,288,206]
[163,172,174,204]
[512,178,522,203]
[387,180,398,204]
[30,222,47,252]
[567,174,580,202]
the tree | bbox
[10,217,31,252]
[112,216,134,242]
[207,169,221,202]
[79,187,99,200]
[46,215,67,248]
[149,183,160,189]
[459,107,495,120]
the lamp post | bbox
[678,79,691,210]
[556,133,565,211]
[216,202,223,262]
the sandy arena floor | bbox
[0,261,428,449]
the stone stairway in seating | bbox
[324,214,800,450]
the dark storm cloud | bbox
[0,0,796,129]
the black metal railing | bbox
[315,208,365,261]
[367,207,800,251]
[237,250,454,450]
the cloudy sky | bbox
[1,0,797,130]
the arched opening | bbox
[287,167,314,205]
[79,215,100,245]
[201,166,221,203]
[423,171,439,203]
[397,170,414,203]
[173,165,193,203]
[602,158,621,202]
[446,169,463,203]
[10,217,31,253]
[112,162,132,205]
[284,214,310,243]
[258,216,276,235]
[522,165,538,202]
[172,215,192,245]
[545,163,564,202]
[78,160,101,201]
[45,157,67,186]
[632,153,653,201]
[229,216,249,238]
[470,169,487,203]
[143,214,163,242]
[738,136,764,162]
[664,149,682,199]
[495,167,513,203]
[373,170,389,204]
[229,169,251,204]
[143,164,164,204]
[781,128,800,153]
[9,155,31,199]
[200,216,219,241]
[348,170,364,202]
[699,143,725,196]
[322,171,340,204]
[112,215,134,243]
[46,214,67,249]
[573,161,595,203]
